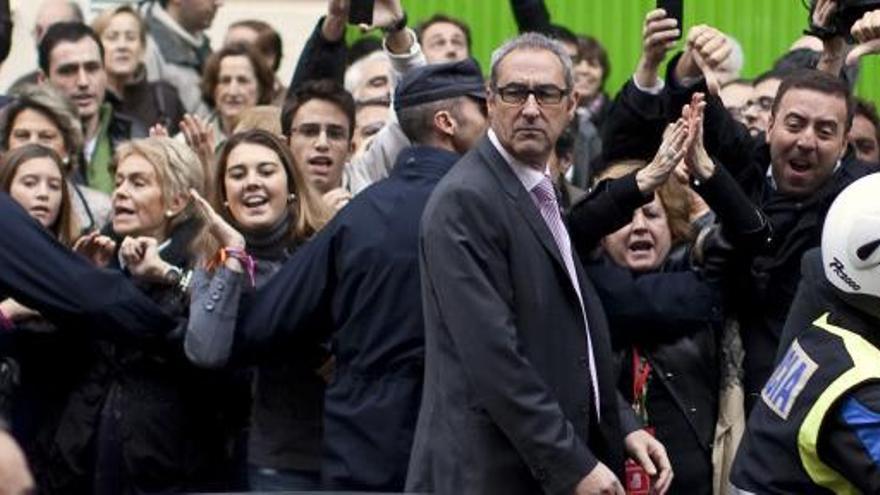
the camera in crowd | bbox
[809,0,880,39]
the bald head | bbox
[34,0,83,43]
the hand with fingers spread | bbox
[636,118,690,195]
[847,9,880,65]
[575,461,625,495]
[73,231,117,268]
[624,429,674,495]
[120,236,175,284]
[675,25,733,95]
[180,114,216,176]
[189,188,245,252]
[637,9,681,87]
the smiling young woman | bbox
[183,129,331,490]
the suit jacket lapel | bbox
[476,137,568,272]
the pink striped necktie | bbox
[531,176,601,422]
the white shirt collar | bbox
[487,128,549,192]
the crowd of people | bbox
[0,0,879,493]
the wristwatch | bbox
[164,265,183,286]
[383,11,407,33]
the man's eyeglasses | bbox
[290,123,349,142]
[494,84,570,106]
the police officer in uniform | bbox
[730,174,880,494]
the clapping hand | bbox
[636,117,690,195]
[681,93,715,180]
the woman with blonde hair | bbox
[47,136,241,493]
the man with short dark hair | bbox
[660,18,873,410]
[851,98,880,165]
[141,0,221,115]
[282,79,356,208]
[38,22,146,193]
[406,32,672,495]
[191,58,491,492]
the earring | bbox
[164,210,175,218]
[223,201,230,209]
[287,193,296,204]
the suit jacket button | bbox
[211,292,221,301]
[205,303,215,312]
[534,466,547,480]
[579,356,588,368]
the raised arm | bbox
[288,1,350,94]
[509,0,552,34]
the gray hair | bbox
[344,50,391,97]
[489,32,573,91]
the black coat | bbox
[406,136,640,495]
[587,252,721,495]
[45,222,235,494]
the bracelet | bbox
[209,247,257,288]
[0,308,13,331]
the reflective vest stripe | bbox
[797,313,880,495]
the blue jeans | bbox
[247,465,322,492]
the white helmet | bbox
[822,174,880,299]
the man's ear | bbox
[566,90,579,120]
[433,110,456,138]
[37,71,47,85]
[765,115,776,145]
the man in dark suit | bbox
[406,33,673,495]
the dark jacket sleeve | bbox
[510,0,552,33]
[0,193,176,338]
[586,260,722,346]
[233,221,337,360]
[568,172,652,257]
[691,160,771,252]
[287,16,348,98]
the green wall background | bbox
[398,0,879,105]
